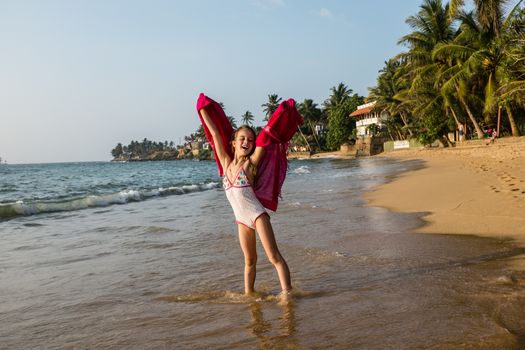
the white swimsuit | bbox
[223,164,267,229]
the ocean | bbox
[1,158,524,349]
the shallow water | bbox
[1,158,525,349]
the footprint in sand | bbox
[490,186,501,193]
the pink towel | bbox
[254,98,303,210]
[196,93,234,177]
[196,93,303,211]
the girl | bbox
[197,94,302,297]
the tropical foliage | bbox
[324,83,365,150]
[262,94,283,121]
[114,0,525,162]
[370,0,525,144]
[111,138,176,159]
[297,99,323,150]
[241,111,255,126]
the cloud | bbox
[312,7,334,19]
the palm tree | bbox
[323,83,352,114]
[227,116,238,129]
[396,0,458,141]
[499,7,525,107]
[323,83,365,150]
[449,0,518,37]
[240,111,255,126]
[219,101,239,129]
[435,0,524,136]
[298,99,323,150]
[261,94,282,121]
[369,58,414,138]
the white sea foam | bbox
[293,166,311,174]
[0,182,220,219]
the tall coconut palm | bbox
[240,111,255,126]
[436,0,524,136]
[449,0,517,37]
[498,5,525,131]
[369,58,414,138]
[218,101,239,130]
[261,94,282,121]
[227,116,238,129]
[397,0,457,140]
[323,83,352,114]
[323,84,365,150]
[298,99,323,150]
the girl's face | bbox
[233,128,255,158]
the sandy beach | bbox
[365,136,525,268]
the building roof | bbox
[350,106,372,117]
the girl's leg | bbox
[255,214,292,292]
[238,224,257,294]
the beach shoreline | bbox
[299,138,525,242]
[4,151,525,348]
[362,136,525,268]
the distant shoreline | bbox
[111,151,341,162]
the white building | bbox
[350,101,388,136]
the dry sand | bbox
[365,136,525,268]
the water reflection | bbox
[248,300,300,349]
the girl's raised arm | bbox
[250,146,265,168]
[199,107,231,170]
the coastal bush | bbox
[326,107,353,150]
[198,149,211,160]
[418,109,448,146]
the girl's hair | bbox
[231,125,257,158]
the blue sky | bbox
[2,0,427,163]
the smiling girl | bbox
[197,94,302,298]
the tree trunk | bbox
[505,105,521,137]
[459,96,484,139]
[399,112,413,136]
[443,135,454,147]
[449,107,461,126]
[308,120,322,151]
[297,126,312,152]
[396,127,403,140]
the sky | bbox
[1,0,428,164]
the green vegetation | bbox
[112,0,525,160]
[323,83,365,150]
[369,0,525,145]
[112,85,366,161]
[111,138,179,161]
[241,111,255,126]
[262,94,282,121]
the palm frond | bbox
[432,43,476,61]
[448,0,465,20]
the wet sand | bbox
[3,157,525,349]
[365,136,525,268]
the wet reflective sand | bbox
[1,158,524,349]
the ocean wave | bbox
[0,182,219,220]
[293,165,311,174]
